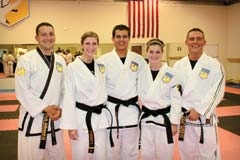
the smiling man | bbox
[15,22,66,160]
[173,28,225,160]
[99,24,147,160]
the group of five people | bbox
[15,22,225,160]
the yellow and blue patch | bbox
[56,62,63,73]
[15,66,26,76]
[130,61,138,72]
[162,72,173,83]
[199,68,210,79]
[98,64,105,74]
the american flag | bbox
[128,0,159,38]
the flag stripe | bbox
[128,0,131,35]
[147,0,150,37]
[133,1,136,38]
[156,0,159,37]
[142,1,145,37]
[151,0,154,37]
[128,0,158,38]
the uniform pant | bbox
[18,130,66,160]
[3,62,8,75]
[106,126,139,160]
[7,63,13,75]
[178,123,221,160]
[71,128,107,160]
[141,124,174,160]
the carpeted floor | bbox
[218,115,240,136]
[0,130,18,160]
[0,100,19,105]
[219,92,240,106]
[0,88,239,160]
[0,107,19,119]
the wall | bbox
[0,0,239,80]
[226,3,240,82]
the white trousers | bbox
[178,123,221,160]
[18,130,66,160]
[140,124,174,160]
[71,128,107,160]
[106,127,139,160]
[3,62,8,75]
[7,63,13,75]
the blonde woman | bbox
[60,31,111,160]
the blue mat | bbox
[0,89,15,93]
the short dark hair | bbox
[35,22,54,35]
[112,24,130,38]
[186,28,205,39]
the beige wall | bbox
[0,1,239,80]
[226,3,240,81]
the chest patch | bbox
[130,61,138,72]
[98,64,105,74]
[16,67,26,76]
[162,72,173,83]
[56,62,63,73]
[199,68,210,79]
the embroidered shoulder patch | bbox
[130,61,138,72]
[16,67,26,76]
[162,72,173,83]
[199,68,210,79]
[98,64,105,73]
[56,62,63,73]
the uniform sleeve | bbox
[15,57,48,117]
[169,71,182,125]
[59,65,78,129]
[196,63,225,118]
[137,58,148,96]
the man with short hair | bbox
[15,22,66,160]
[99,24,147,160]
[173,28,225,160]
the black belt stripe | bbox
[138,105,173,150]
[76,102,114,154]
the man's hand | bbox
[43,105,62,121]
[187,108,201,121]
[68,130,79,140]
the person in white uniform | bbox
[173,28,225,160]
[7,51,15,76]
[138,38,182,160]
[15,22,66,160]
[2,50,8,75]
[99,24,148,160]
[60,31,112,160]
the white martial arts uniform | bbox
[138,63,181,160]
[173,52,225,160]
[2,52,8,75]
[99,49,147,160]
[60,57,110,160]
[15,48,66,160]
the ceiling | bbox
[114,0,240,6]
[160,0,240,6]
[38,0,240,6]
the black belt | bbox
[39,114,57,149]
[138,105,172,149]
[107,96,140,138]
[179,107,206,144]
[76,102,114,153]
